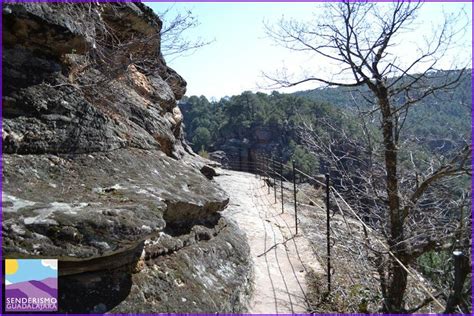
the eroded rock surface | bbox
[111,217,252,313]
[2,2,251,313]
[3,149,229,260]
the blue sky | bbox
[6,259,57,284]
[146,1,472,99]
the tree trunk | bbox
[376,84,408,313]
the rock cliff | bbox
[2,2,251,313]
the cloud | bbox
[6,279,12,285]
[41,259,58,270]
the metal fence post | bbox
[239,153,242,171]
[272,157,277,203]
[325,173,331,293]
[292,160,298,235]
[267,156,271,194]
[280,159,284,214]
[445,250,469,313]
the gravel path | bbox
[217,170,323,313]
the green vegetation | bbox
[193,127,212,152]
[198,147,210,159]
[180,91,348,175]
[180,70,470,179]
[180,70,471,311]
[295,69,472,152]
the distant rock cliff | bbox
[2,2,251,313]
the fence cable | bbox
[221,156,445,310]
[330,187,445,309]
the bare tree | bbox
[158,7,213,61]
[58,3,210,80]
[266,1,471,313]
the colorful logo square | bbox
[4,259,58,312]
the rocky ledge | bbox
[2,2,251,313]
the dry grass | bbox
[294,189,444,313]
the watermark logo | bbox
[4,259,58,312]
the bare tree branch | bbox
[266,1,471,313]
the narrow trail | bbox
[217,170,323,314]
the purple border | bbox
[0,0,3,311]
[2,0,473,2]
[471,1,474,313]
[0,0,473,315]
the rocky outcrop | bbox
[3,2,190,157]
[111,217,252,313]
[3,150,228,260]
[2,2,251,313]
[56,216,252,313]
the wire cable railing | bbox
[220,153,450,312]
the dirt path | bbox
[217,170,323,313]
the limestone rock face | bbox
[3,2,189,157]
[2,2,251,313]
[2,149,229,260]
[110,218,252,314]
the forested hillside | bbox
[179,91,356,175]
[295,69,471,149]
[180,69,470,173]
[180,68,471,313]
